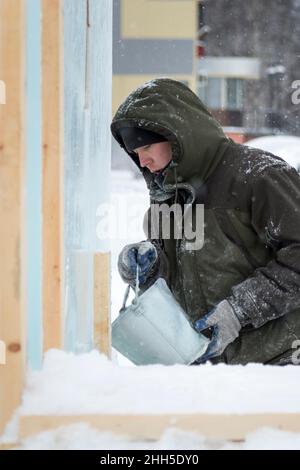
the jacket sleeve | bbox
[227,163,300,329]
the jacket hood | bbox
[111,78,230,191]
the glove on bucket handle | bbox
[121,265,140,310]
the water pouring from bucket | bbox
[112,265,210,366]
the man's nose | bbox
[138,152,149,167]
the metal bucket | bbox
[112,277,209,366]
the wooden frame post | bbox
[94,252,111,358]
[41,0,64,351]
[0,0,26,435]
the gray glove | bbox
[194,300,241,362]
[118,241,158,286]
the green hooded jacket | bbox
[111,78,300,365]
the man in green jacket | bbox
[111,78,300,365]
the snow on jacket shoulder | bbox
[226,150,300,329]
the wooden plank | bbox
[94,252,111,357]
[0,0,26,435]
[0,442,18,450]
[19,413,300,441]
[41,0,64,351]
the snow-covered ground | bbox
[246,135,300,171]
[3,349,300,449]
[17,349,300,416]
[2,169,300,450]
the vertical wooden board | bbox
[0,0,26,434]
[41,0,64,351]
[94,252,111,357]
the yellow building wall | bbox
[113,74,196,115]
[121,0,197,39]
[113,0,198,115]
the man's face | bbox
[134,141,172,173]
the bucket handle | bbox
[121,265,140,310]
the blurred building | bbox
[112,0,198,169]
[112,0,198,114]
[197,0,300,141]
[112,0,300,169]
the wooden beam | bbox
[41,0,64,351]
[94,252,111,358]
[19,413,300,441]
[0,442,18,450]
[0,0,26,435]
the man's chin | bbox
[149,165,162,173]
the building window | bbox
[198,77,244,110]
[227,78,243,110]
